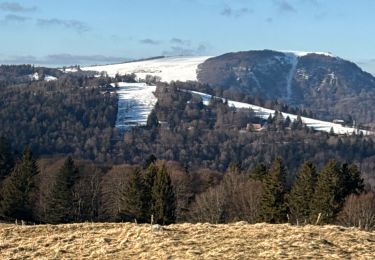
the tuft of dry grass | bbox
[0,222,374,259]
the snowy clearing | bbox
[112,82,157,129]
[44,75,57,81]
[82,56,212,82]
[188,90,371,135]
[29,73,57,82]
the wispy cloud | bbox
[221,5,253,18]
[37,18,90,33]
[0,55,37,64]
[170,38,191,46]
[274,0,296,13]
[0,14,30,23]
[44,54,127,65]
[0,1,37,12]
[0,54,128,66]
[139,38,160,45]
[162,43,209,56]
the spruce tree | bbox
[46,156,78,224]
[310,160,342,224]
[287,161,318,225]
[120,168,146,222]
[147,110,159,128]
[143,154,157,169]
[250,163,268,181]
[0,146,38,221]
[341,163,364,197]
[151,165,176,225]
[142,163,157,220]
[258,157,288,223]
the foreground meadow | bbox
[1,222,375,259]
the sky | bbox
[0,0,375,73]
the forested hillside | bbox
[1,65,375,230]
[1,68,375,187]
[198,50,375,124]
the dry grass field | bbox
[1,222,375,259]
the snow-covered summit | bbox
[82,56,212,83]
[281,50,335,58]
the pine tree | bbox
[0,146,38,221]
[45,156,78,224]
[151,165,176,225]
[142,163,157,220]
[341,163,364,197]
[287,161,318,225]
[258,157,288,223]
[310,160,342,224]
[147,110,159,128]
[119,168,146,222]
[143,154,157,169]
[250,163,268,180]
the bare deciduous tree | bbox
[337,192,375,231]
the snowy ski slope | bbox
[188,90,371,135]
[112,82,157,129]
[83,56,212,82]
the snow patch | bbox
[112,82,157,129]
[284,54,298,101]
[61,67,79,73]
[29,72,39,81]
[28,73,58,81]
[188,90,371,135]
[281,50,335,58]
[82,56,212,83]
[44,75,57,81]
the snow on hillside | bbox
[188,90,371,135]
[112,82,157,129]
[281,50,335,57]
[29,73,57,81]
[62,67,79,73]
[44,75,57,81]
[82,56,212,82]
[29,72,40,81]
[284,53,298,101]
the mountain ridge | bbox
[80,50,375,124]
[197,50,375,124]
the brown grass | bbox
[1,222,375,259]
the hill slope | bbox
[198,50,375,124]
[1,222,374,259]
[82,56,211,82]
[189,90,371,135]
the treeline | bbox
[173,81,317,119]
[0,65,64,87]
[0,143,210,224]
[0,143,374,230]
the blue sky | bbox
[0,0,375,73]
